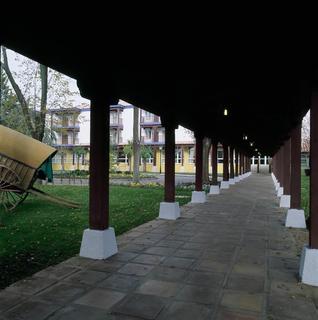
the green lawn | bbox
[0,185,191,289]
[302,171,309,217]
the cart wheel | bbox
[0,165,28,211]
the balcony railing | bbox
[110,118,123,126]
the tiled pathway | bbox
[1,174,318,319]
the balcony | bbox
[140,116,161,126]
[110,118,123,128]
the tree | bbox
[140,145,153,172]
[73,146,87,171]
[132,106,140,182]
[123,141,133,172]
[0,46,75,141]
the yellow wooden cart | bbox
[0,125,79,211]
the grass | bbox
[301,171,309,218]
[0,185,191,289]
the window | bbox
[110,111,118,124]
[117,150,127,163]
[52,153,62,164]
[175,148,182,164]
[217,150,223,163]
[189,147,195,163]
[144,128,152,140]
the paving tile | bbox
[157,239,184,248]
[108,252,139,262]
[62,256,95,268]
[34,264,80,280]
[135,279,181,298]
[6,277,57,295]
[37,283,87,305]
[89,260,125,273]
[144,246,177,256]
[268,295,318,320]
[64,269,110,286]
[117,263,154,276]
[132,253,165,265]
[176,284,218,304]
[186,271,225,287]
[4,299,61,320]
[220,292,264,313]
[173,248,202,259]
[0,291,27,313]
[195,260,230,273]
[216,308,261,320]
[98,274,140,291]
[74,288,126,310]
[112,293,167,319]
[161,257,195,269]
[225,275,264,293]
[147,266,189,281]
[232,263,265,277]
[46,304,111,320]
[157,301,212,320]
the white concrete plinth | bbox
[191,191,206,203]
[275,182,280,192]
[80,227,118,260]
[209,185,220,195]
[277,187,284,197]
[159,202,180,220]
[299,246,318,286]
[279,195,291,208]
[229,178,235,185]
[234,176,240,183]
[285,209,306,228]
[220,181,230,189]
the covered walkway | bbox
[1,174,317,319]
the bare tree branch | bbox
[1,47,35,137]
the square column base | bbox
[229,178,235,185]
[234,176,240,183]
[159,202,180,220]
[299,246,318,286]
[220,181,230,189]
[275,182,280,192]
[191,191,206,203]
[285,209,306,228]
[280,195,291,208]
[209,185,220,195]
[277,187,284,197]
[80,227,118,260]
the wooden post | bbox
[89,99,109,230]
[195,134,203,191]
[235,149,239,177]
[223,143,229,181]
[211,141,218,185]
[229,146,235,179]
[164,123,175,202]
[310,91,318,248]
[239,152,243,175]
[283,139,291,195]
[290,124,301,209]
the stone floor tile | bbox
[46,304,111,320]
[156,239,184,248]
[157,301,212,320]
[34,264,80,280]
[108,252,139,262]
[37,283,87,305]
[225,275,264,293]
[112,293,167,319]
[147,266,189,281]
[220,292,264,313]
[186,271,225,287]
[117,263,154,276]
[6,277,57,295]
[135,279,181,298]
[89,260,125,273]
[144,246,176,256]
[268,295,318,320]
[132,253,165,265]
[63,269,110,286]
[176,284,218,304]
[98,274,140,291]
[215,308,261,320]
[3,299,61,320]
[161,257,195,269]
[195,259,230,273]
[173,248,202,259]
[0,291,27,313]
[74,288,126,310]
[231,263,265,277]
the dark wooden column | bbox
[89,99,110,230]
[235,149,239,177]
[278,146,284,186]
[211,141,218,185]
[164,123,175,202]
[239,152,243,175]
[195,134,203,191]
[229,146,235,179]
[290,124,301,209]
[283,139,291,195]
[223,143,229,181]
[310,91,318,248]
